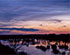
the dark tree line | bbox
[0,34,70,42]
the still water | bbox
[0,38,70,55]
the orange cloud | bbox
[10,30,70,34]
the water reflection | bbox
[0,38,70,55]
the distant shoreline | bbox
[0,34,70,42]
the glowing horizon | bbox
[0,0,70,35]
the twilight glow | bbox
[0,0,70,35]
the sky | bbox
[0,0,70,35]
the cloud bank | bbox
[0,0,70,22]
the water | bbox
[0,38,70,55]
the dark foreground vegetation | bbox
[0,42,16,55]
[0,34,70,55]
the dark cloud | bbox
[50,19,62,22]
[0,28,39,32]
[40,24,43,26]
[0,24,21,27]
[63,25,67,27]
[0,31,11,35]
[0,31,10,33]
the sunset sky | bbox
[0,0,70,35]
